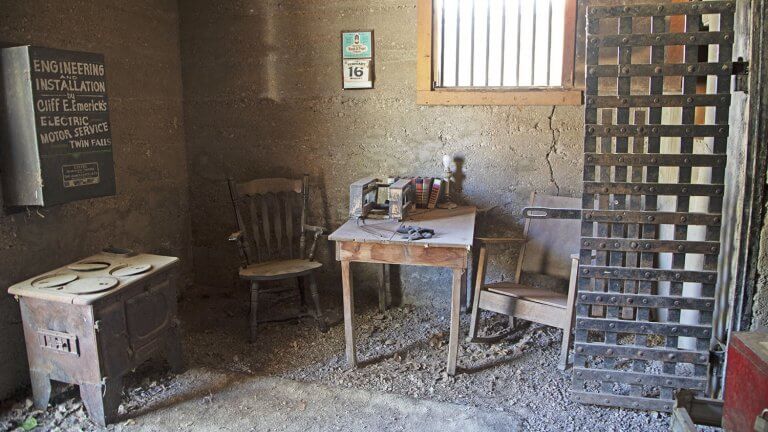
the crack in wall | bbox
[545,105,561,195]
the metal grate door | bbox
[571,1,736,411]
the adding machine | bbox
[349,177,415,221]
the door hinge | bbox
[710,347,725,365]
[733,59,749,93]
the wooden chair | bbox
[227,175,327,342]
[469,193,582,370]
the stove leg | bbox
[166,326,186,373]
[30,370,51,409]
[80,376,122,427]
[165,327,186,373]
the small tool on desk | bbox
[396,225,435,240]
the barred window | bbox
[417,0,580,105]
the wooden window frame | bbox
[416,0,583,106]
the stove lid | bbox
[61,277,119,294]
[31,273,78,289]
[8,252,179,304]
[110,264,152,277]
[67,261,110,272]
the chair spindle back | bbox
[228,176,309,265]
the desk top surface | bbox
[329,206,477,249]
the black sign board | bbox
[0,46,115,207]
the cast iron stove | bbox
[7,249,184,426]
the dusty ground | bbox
[1,287,688,431]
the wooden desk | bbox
[329,207,476,375]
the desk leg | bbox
[341,260,357,367]
[447,267,464,376]
[377,264,387,313]
[384,264,392,309]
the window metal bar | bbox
[434,0,569,89]
[500,0,507,86]
[515,0,522,86]
[546,0,552,85]
[470,0,476,86]
[485,0,491,86]
[531,0,537,86]
[455,0,460,86]
[439,0,446,87]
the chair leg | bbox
[250,281,259,343]
[468,244,515,344]
[559,257,580,370]
[559,326,573,370]
[468,300,482,342]
[297,277,307,312]
[308,273,328,332]
[468,245,488,342]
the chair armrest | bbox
[523,207,582,220]
[571,253,597,261]
[227,231,249,267]
[304,225,327,261]
[304,224,326,235]
[476,237,525,245]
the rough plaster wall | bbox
[753,203,768,329]
[0,1,191,399]
[178,1,584,302]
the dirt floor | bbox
[0,287,703,431]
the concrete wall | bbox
[753,206,768,329]
[178,0,585,302]
[0,0,191,399]
[749,0,768,332]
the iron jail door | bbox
[571,1,743,411]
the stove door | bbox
[95,276,179,377]
[124,279,175,359]
[96,301,130,377]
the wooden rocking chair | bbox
[469,193,582,370]
[227,175,328,342]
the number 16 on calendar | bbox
[343,59,373,89]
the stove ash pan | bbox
[8,253,184,427]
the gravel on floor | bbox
[0,286,712,431]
